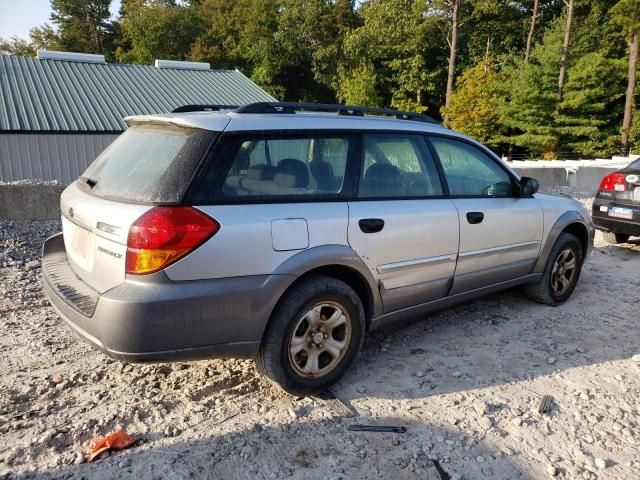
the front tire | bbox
[525,232,583,306]
[602,231,630,244]
[256,275,365,396]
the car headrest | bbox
[309,160,336,191]
[274,158,309,189]
[361,163,401,196]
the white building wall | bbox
[0,133,119,184]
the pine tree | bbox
[610,0,640,154]
[556,52,626,157]
[50,0,113,53]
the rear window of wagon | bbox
[79,125,216,203]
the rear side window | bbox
[429,137,514,197]
[190,134,354,202]
[358,134,444,198]
[80,125,215,203]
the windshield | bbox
[80,124,215,203]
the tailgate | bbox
[60,182,150,293]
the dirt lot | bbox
[1,215,639,480]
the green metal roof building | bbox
[0,52,275,183]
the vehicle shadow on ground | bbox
[17,416,531,480]
[332,246,639,401]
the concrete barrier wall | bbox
[0,185,65,220]
[512,165,620,194]
[511,167,569,191]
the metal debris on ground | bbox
[538,395,553,414]
[347,424,407,433]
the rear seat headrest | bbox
[274,158,309,189]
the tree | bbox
[556,0,574,114]
[611,0,640,154]
[116,0,203,64]
[525,0,540,63]
[337,62,382,106]
[443,56,506,147]
[341,0,433,111]
[49,0,114,53]
[444,0,461,122]
[556,52,626,157]
[0,37,37,56]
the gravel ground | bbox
[1,212,639,480]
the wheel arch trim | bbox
[270,244,383,325]
[533,211,594,273]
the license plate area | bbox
[633,187,640,202]
[608,206,634,220]
[62,217,95,271]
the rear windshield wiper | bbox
[80,176,98,189]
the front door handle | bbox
[359,218,385,233]
[466,212,484,224]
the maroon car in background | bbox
[592,158,640,244]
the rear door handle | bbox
[466,212,484,224]
[359,218,385,233]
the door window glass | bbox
[358,134,444,198]
[430,137,513,197]
[220,135,349,197]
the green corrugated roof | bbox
[0,55,275,132]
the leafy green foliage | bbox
[4,0,637,158]
[443,57,506,148]
[556,53,626,156]
[116,0,203,64]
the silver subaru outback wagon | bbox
[42,102,594,395]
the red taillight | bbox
[125,207,220,275]
[599,173,626,192]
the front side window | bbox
[358,134,444,198]
[429,137,514,197]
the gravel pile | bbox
[1,220,639,479]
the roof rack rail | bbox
[172,104,239,113]
[233,102,440,124]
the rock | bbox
[474,401,489,416]
[594,458,607,469]
[547,357,557,365]
[547,465,558,476]
[452,371,462,378]
[415,371,425,378]
[479,417,493,429]
[632,354,640,363]
[477,455,484,463]
[25,260,41,271]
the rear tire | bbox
[602,231,630,244]
[524,232,583,306]
[256,275,365,396]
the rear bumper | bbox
[42,233,292,362]
[591,203,640,236]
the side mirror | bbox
[520,177,539,196]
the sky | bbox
[0,0,122,41]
